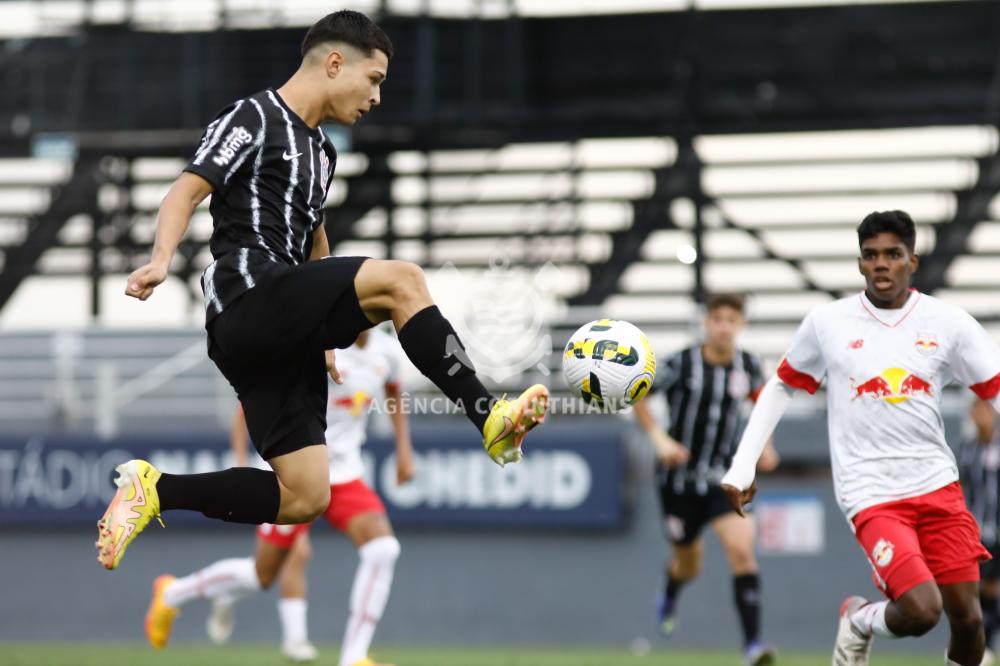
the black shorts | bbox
[982,542,1000,580]
[207,256,373,460]
[657,481,743,546]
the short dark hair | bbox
[301,10,394,60]
[857,210,916,253]
[706,293,745,315]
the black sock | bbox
[734,573,761,647]
[157,468,280,524]
[397,305,495,432]
[665,573,686,604]
[982,591,999,650]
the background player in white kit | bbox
[720,211,1000,666]
[144,327,413,666]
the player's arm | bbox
[757,438,780,473]
[950,309,1000,413]
[309,224,330,262]
[632,400,689,467]
[230,405,250,467]
[747,356,780,473]
[721,377,796,515]
[125,172,214,300]
[385,380,415,485]
[722,313,826,515]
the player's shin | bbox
[157,468,280,524]
[396,305,494,431]
[339,536,401,666]
[163,557,261,608]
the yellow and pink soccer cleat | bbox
[144,574,179,649]
[482,384,549,467]
[95,459,164,570]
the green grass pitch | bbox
[0,644,947,666]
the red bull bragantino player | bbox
[720,211,1000,666]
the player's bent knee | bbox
[283,484,330,523]
[386,261,428,301]
[672,558,702,581]
[257,569,279,589]
[947,602,983,636]
[899,596,943,636]
[302,484,331,521]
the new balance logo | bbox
[212,126,253,167]
[282,150,303,161]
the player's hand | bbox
[721,481,757,518]
[651,430,690,468]
[757,444,781,473]
[325,350,343,384]
[396,447,416,485]
[125,261,169,301]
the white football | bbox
[562,319,656,411]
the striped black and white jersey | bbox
[184,88,337,320]
[651,345,766,495]
[960,430,1000,547]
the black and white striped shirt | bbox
[960,430,1000,547]
[185,89,337,319]
[652,346,765,495]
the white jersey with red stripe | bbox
[325,328,402,485]
[779,290,1000,519]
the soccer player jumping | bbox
[720,211,1000,666]
[96,10,548,571]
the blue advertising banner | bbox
[0,421,628,528]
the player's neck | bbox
[701,343,733,366]
[275,75,324,129]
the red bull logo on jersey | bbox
[915,333,939,356]
[851,367,933,404]
[332,391,373,416]
[871,538,895,567]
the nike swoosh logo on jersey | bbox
[282,151,303,160]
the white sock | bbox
[851,600,898,639]
[339,536,401,666]
[279,597,309,646]
[163,557,260,608]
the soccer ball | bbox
[562,319,656,410]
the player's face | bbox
[330,49,388,125]
[704,305,744,351]
[858,232,918,308]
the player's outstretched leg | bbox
[273,533,318,663]
[144,557,262,649]
[833,596,874,666]
[97,445,327,570]
[354,260,548,466]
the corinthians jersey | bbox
[779,290,1000,518]
[325,329,402,485]
[184,89,337,320]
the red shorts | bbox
[851,482,990,600]
[256,478,386,549]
